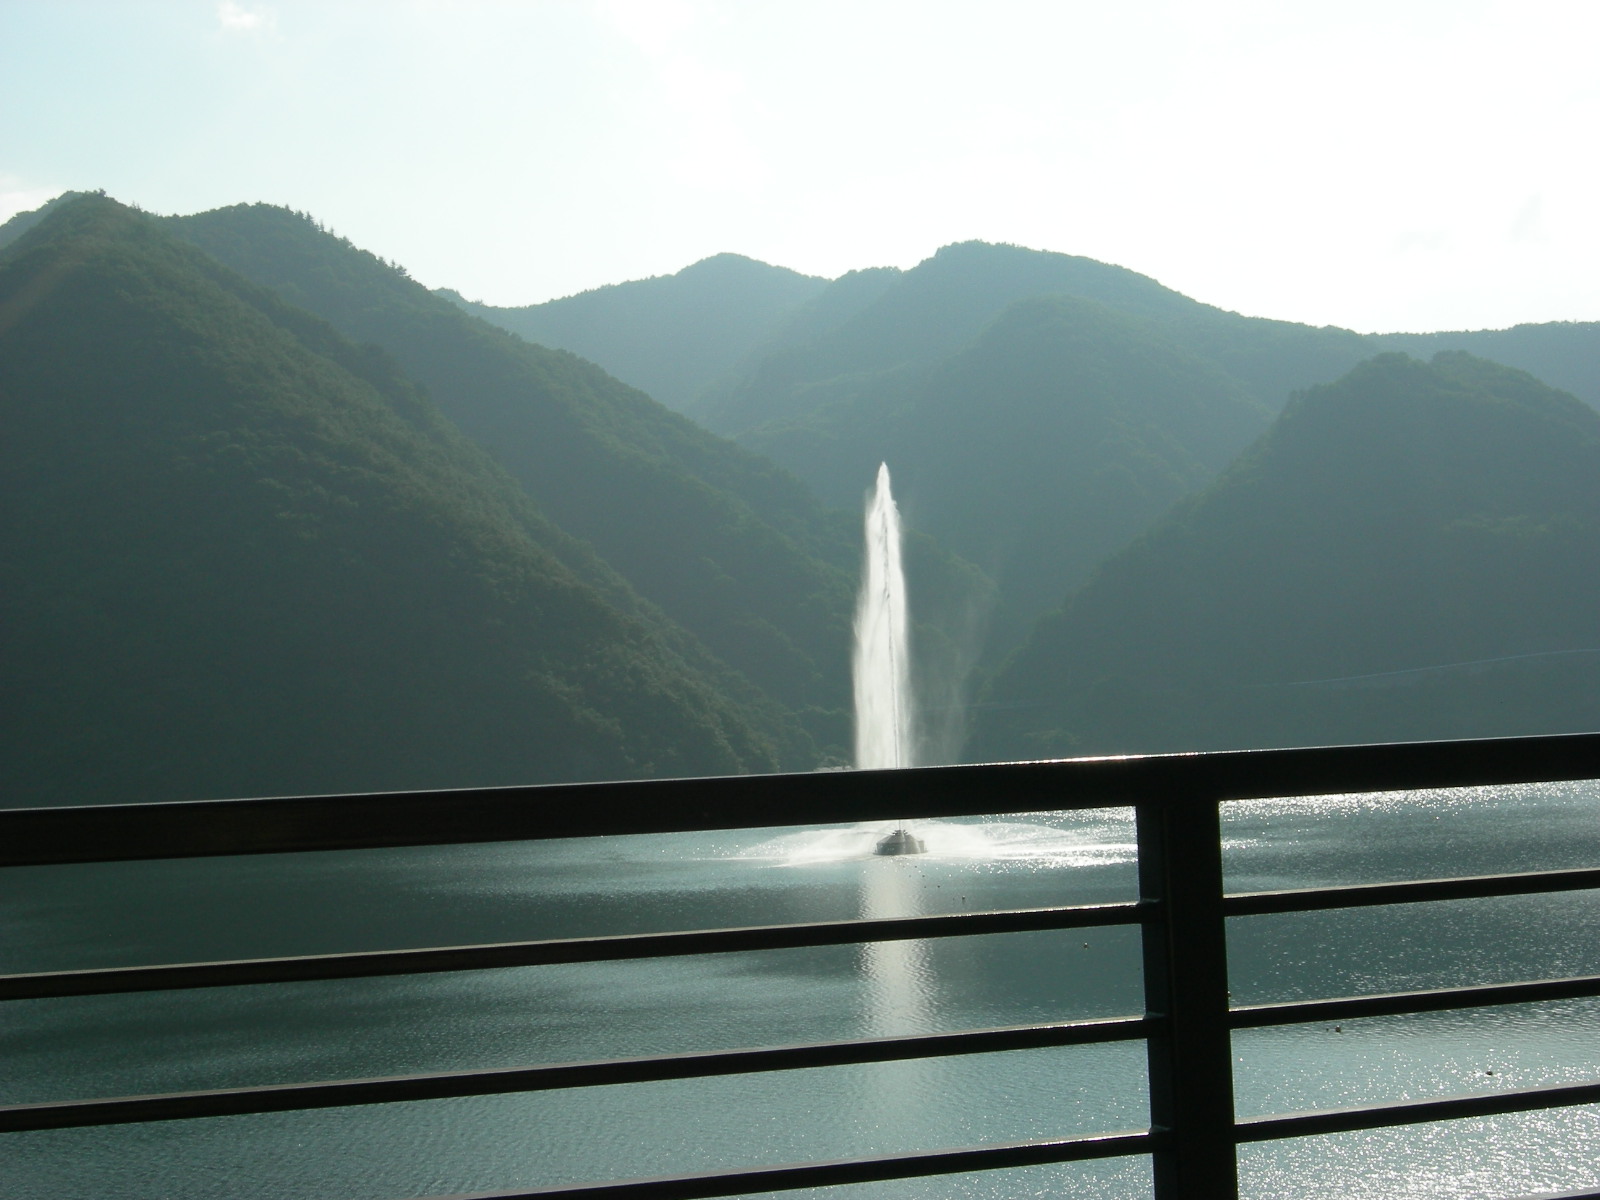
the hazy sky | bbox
[3,0,1597,332]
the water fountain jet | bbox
[855,463,925,855]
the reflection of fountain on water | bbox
[856,834,939,1137]
[859,856,936,1038]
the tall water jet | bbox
[855,463,925,854]
[855,462,913,770]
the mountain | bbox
[700,240,1375,436]
[165,206,872,752]
[668,242,1597,441]
[432,238,1599,446]
[170,205,996,760]
[740,295,1269,650]
[0,195,800,806]
[696,241,1600,660]
[757,266,904,354]
[442,253,827,419]
[974,352,1600,760]
[689,242,1391,655]
[420,238,1600,669]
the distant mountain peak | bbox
[680,251,814,277]
[444,248,831,417]
[0,189,102,252]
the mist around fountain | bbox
[737,816,1139,868]
[855,462,914,772]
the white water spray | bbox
[854,463,913,771]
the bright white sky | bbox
[3,0,1597,332]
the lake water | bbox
[3,781,1600,1199]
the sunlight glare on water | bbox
[4,784,1600,1199]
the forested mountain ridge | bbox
[166,204,872,748]
[975,352,1600,760]
[476,238,1597,441]
[0,195,803,805]
[0,190,91,251]
[443,253,828,420]
[1374,322,1600,409]
[702,240,1238,435]
[710,239,1600,447]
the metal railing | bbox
[6,731,1600,1199]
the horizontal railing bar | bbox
[0,764,1118,867]
[1231,974,1600,1029]
[420,1130,1160,1199]
[0,1016,1149,1133]
[0,903,1140,1002]
[1226,867,1600,917]
[6,732,1600,867]
[1236,1078,1600,1143]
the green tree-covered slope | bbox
[444,253,827,420]
[975,353,1600,759]
[1,196,800,806]
[166,205,864,747]
[0,190,91,251]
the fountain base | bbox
[873,828,926,856]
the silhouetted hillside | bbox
[976,352,1600,759]
[0,196,800,805]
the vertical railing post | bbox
[1138,794,1239,1198]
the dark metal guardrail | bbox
[5,731,1600,1199]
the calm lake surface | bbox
[4,781,1600,1199]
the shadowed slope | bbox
[0,197,796,805]
[167,204,862,747]
[977,352,1600,759]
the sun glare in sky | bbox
[2,0,1596,332]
